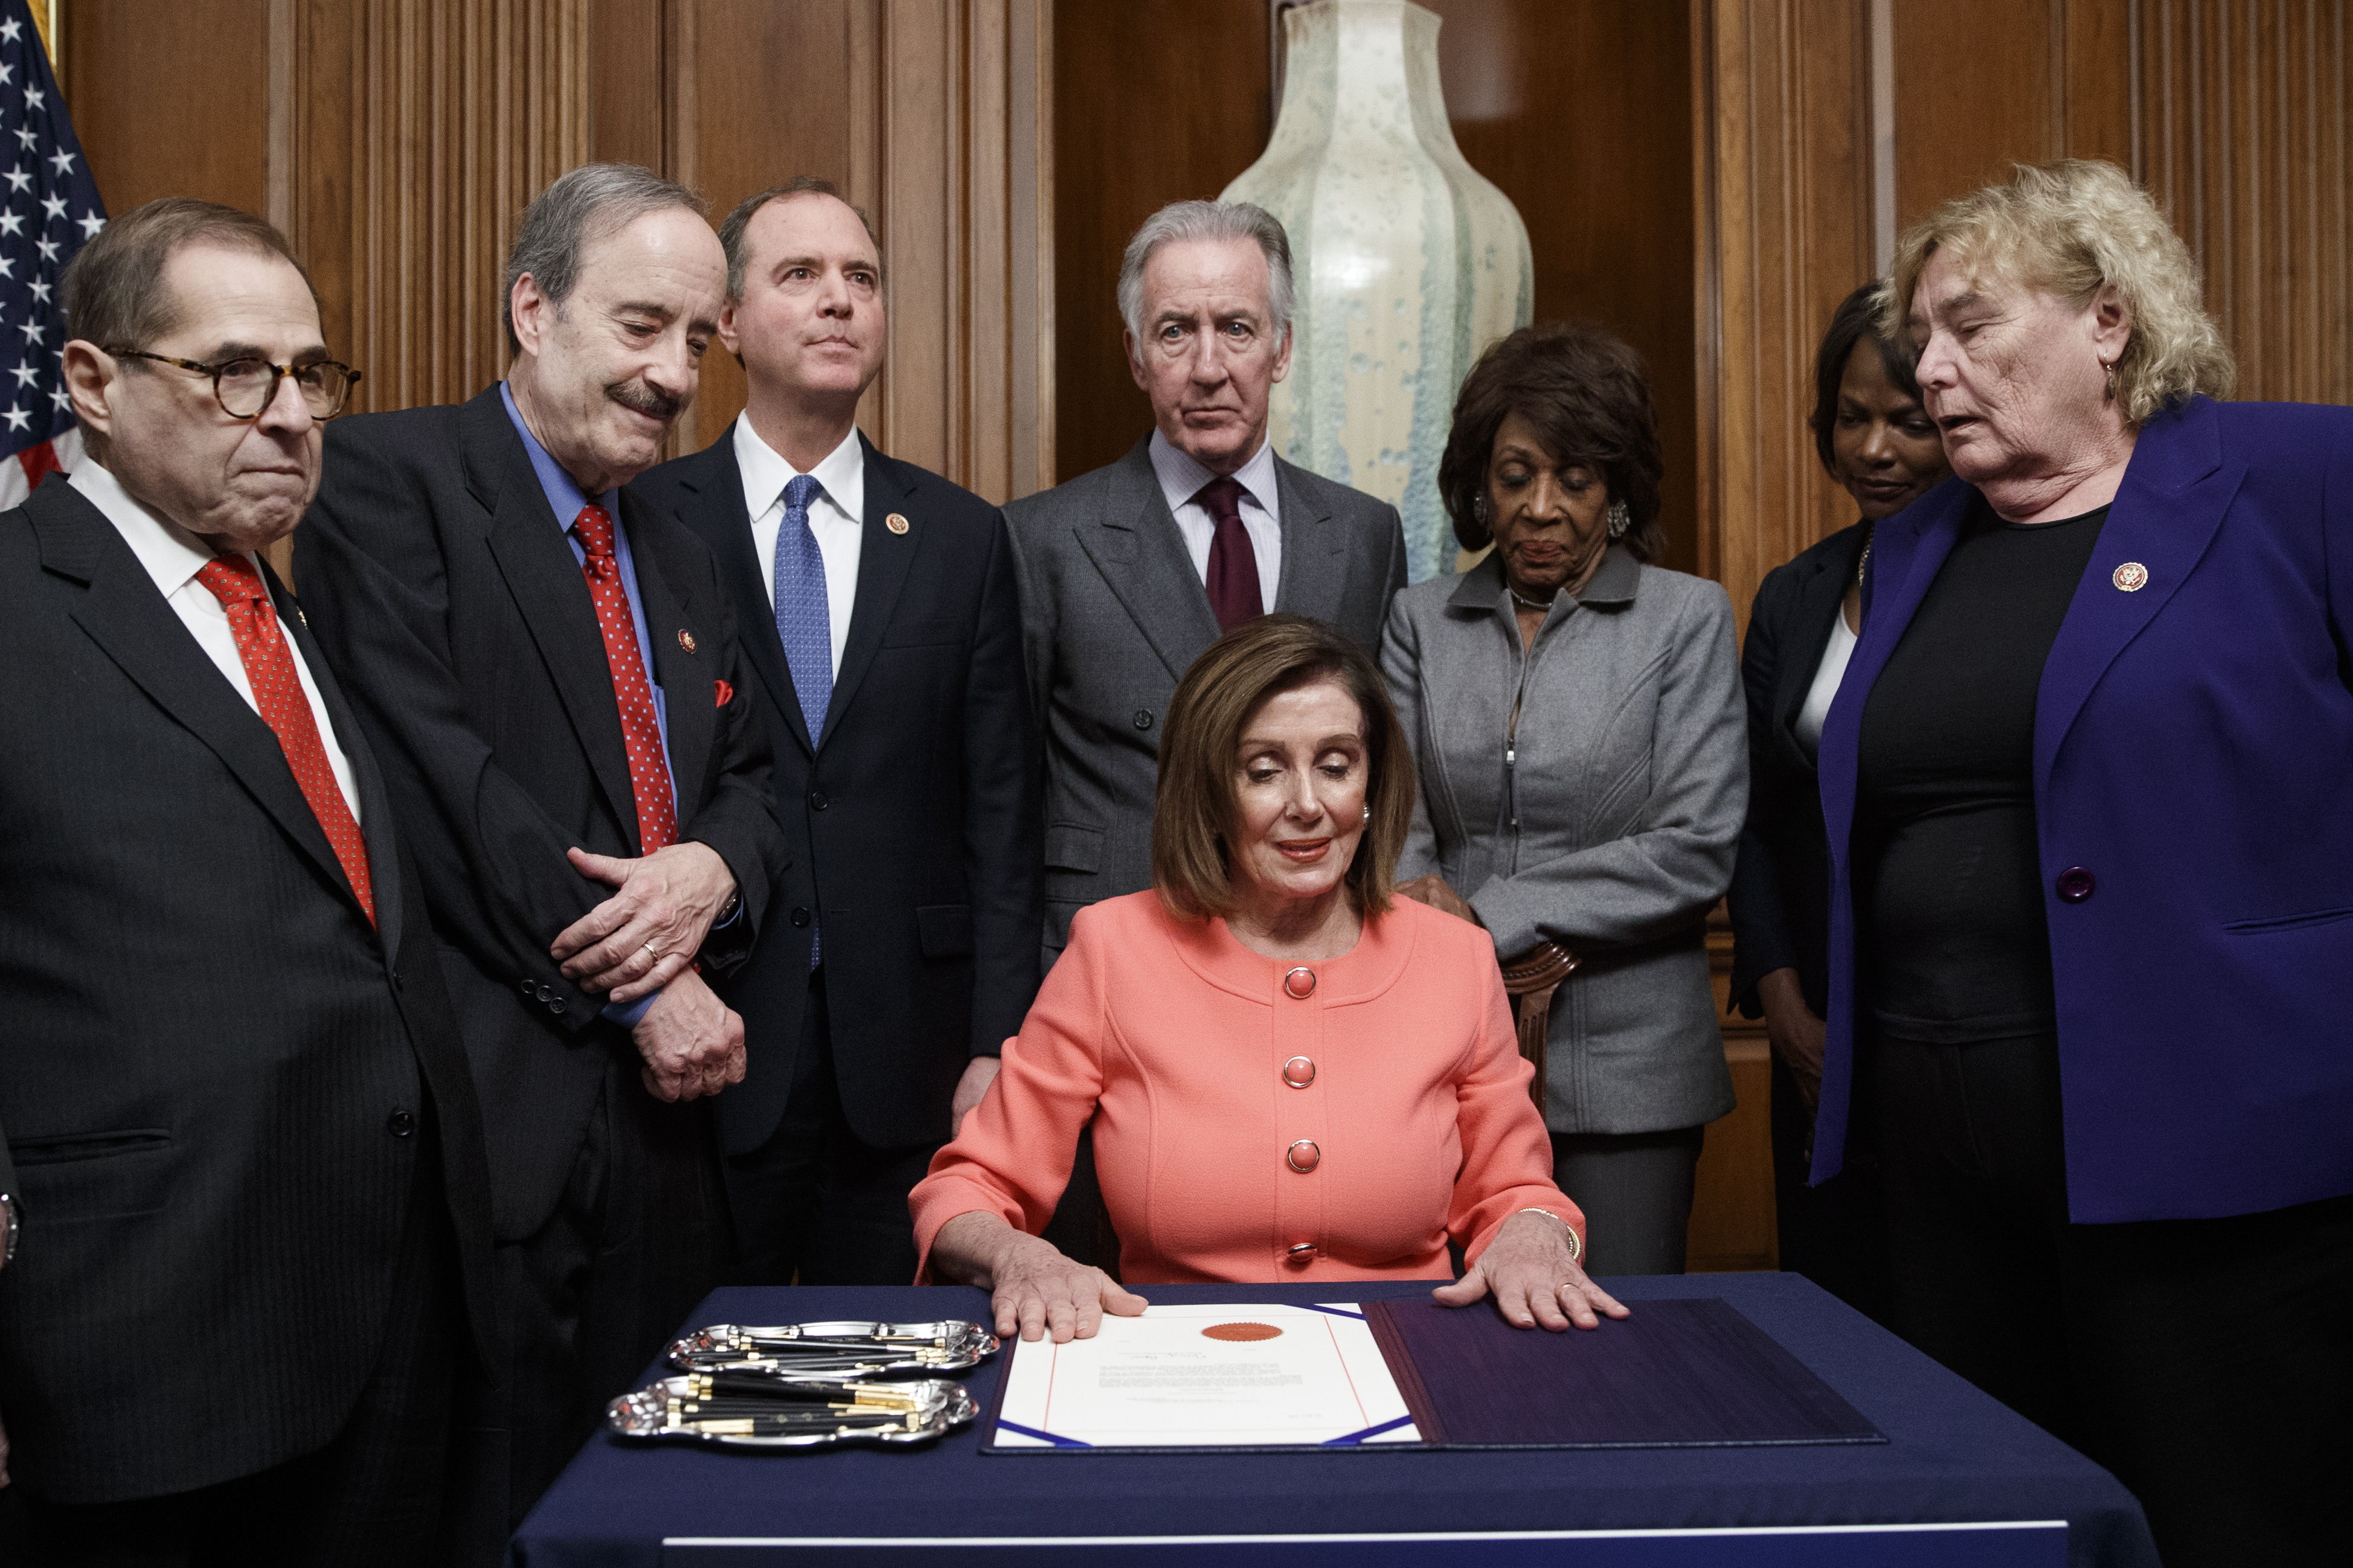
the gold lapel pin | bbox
[677,629,698,653]
[887,513,911,535]
[2111,562,2149,592]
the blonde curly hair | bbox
[1883,159,2233,425]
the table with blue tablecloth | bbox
[510,1274,2157,1568]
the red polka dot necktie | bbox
[1196,476,1263,633]
[193,555,377,926]
[571,505,678,855]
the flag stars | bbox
[27,280,47,302]
[3,167,27,193]
[8,362,34,388]
[40,194,65,222]
[25,88,44,112]
[76,212,101,239]
[2,406,27,432]
[49,386,69,411]
[0,212,23,238]
[47,150,74,178]
[11,129,34,151]
[0,19,21,43]
[35,237,57,261]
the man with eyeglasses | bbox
[292,164,787,1524]
[0,197,499,1564]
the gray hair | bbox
[1116,200,1294,347]
[503,163,708,355]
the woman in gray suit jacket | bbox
[1383,322,1748,1275]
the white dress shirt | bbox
[72,459,362,824]
[1148,429,1282,615]
[737,417,865,677]
[1794,604,1860,755]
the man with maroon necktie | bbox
[292,164,788,1524]
[1003,199,1408,964]
[0,198,499,1564]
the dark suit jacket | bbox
[1815,396,2353,1223]
[631,429,1042,1154]
[292,386,786,1240]
[0,476,495,1505]
[1003,437,1408,951]
[1725,520,1869,1019]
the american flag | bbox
[0,1,103,508]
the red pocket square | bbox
[714,679,734,707]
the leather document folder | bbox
[1364,1296,1886,1449]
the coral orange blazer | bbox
[910,891,1585,1283]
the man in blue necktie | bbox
[635,177,1041,1286]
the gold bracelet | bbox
[1515,1206,1582,1266]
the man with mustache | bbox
[632,178,1041,1284]
[1006,200,1407,964]
[292,164,788,1521]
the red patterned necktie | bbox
[193,555,377,926]
[1196,476,1264,632]
[571,505,678,854]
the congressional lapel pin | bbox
[677,628,698,653]
[2111,561,2149,592]
[886,513,911,535]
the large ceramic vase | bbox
[1222,0,1533,583]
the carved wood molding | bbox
[1690,0,1875,638]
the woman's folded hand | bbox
[1433,1209,1630,1331]
[933,1211,1149,1343]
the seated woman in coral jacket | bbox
[911,615,1627,1343]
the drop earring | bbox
[1605,501,1631,540]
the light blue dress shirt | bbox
[499,381,692,1028]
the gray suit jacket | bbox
[1381,546,1747,1134]
[1005,437,1408,952]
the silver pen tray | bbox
[667,1319,1001,1377]
[607,1374,980,1450]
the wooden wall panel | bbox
[66,0,270,221]
[1432,1,1701,575]
[1690,0,1873,642]
[2137,0,2353,405]
[1051,0,1270,484]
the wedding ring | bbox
[644,941,664,964]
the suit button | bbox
[1282,1056,1316,1089]
[550,997,567,1015]
[1132,710,1153,731]
[1285,1241,1319,1262]
[1286,1139,1321,1173]
[387,1109,417,1138]
[791,907,812,928]
[519,979,536,998]
[2055,866,2096,903]
[1283,967,1317,999]
[808,790,829,811]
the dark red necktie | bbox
[1196,476,1264,632]
[571,505,678,854]
[194,556,377,926]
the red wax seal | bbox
[1201,1322,1285,1342]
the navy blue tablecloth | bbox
[510,1274,2156,1568]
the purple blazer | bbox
[1814,395,2353,1223]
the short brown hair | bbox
[717,176,881,301]
[1152,615,1413,923]
[62,197,315,360]
[1437,321,1666,562]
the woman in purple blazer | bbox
[1814,159,2351,1568]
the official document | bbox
[986,1302,1419,1450]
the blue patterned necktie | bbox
[774,472,832,967]
[773,473,833,746]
